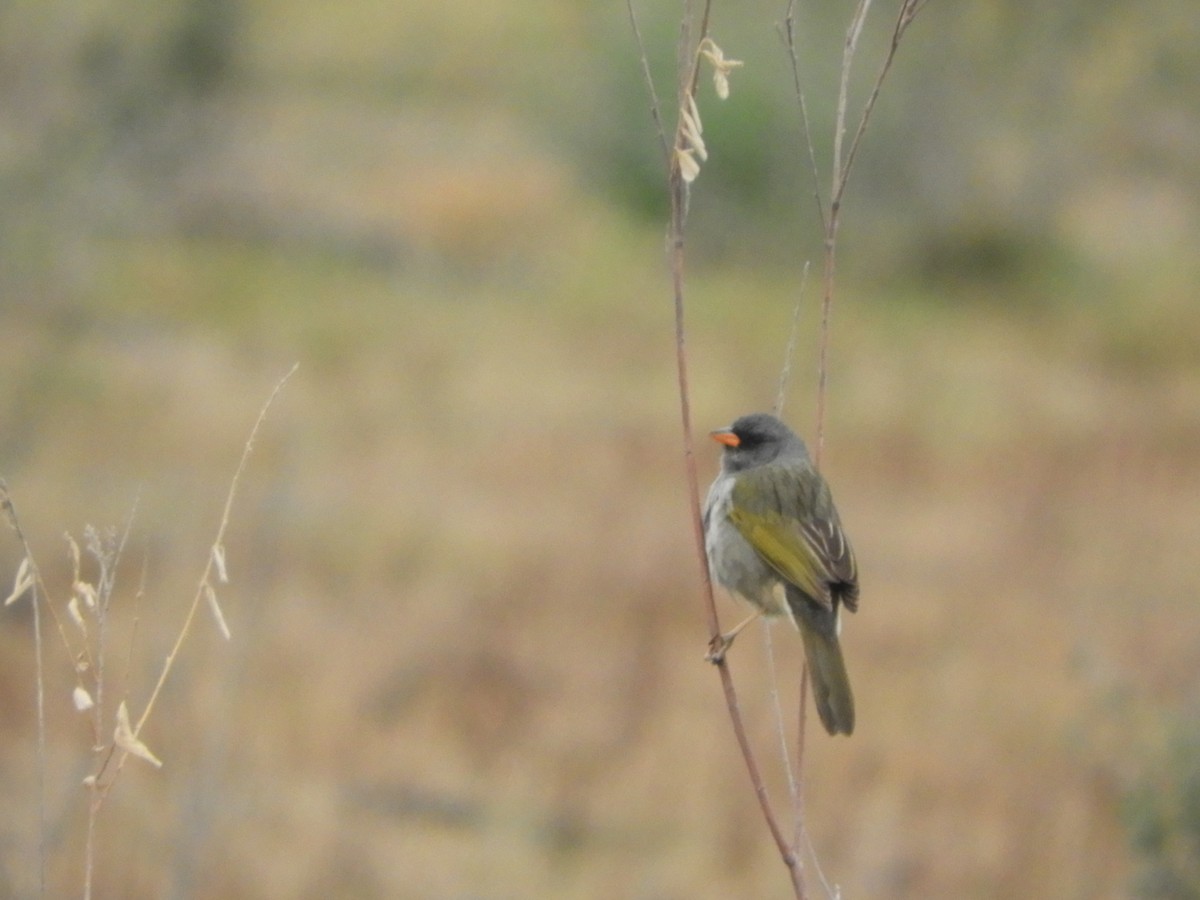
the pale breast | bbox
[703,474,789,618]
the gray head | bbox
[711,412,810,473]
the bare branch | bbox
[133,363,297,738]
[625,0,670,165]
[832,0,874,209]
[775,260,812,417]
[656,1,806,894]
[839,0,927,206]
[780,2,828,231]
[0,482,49,896]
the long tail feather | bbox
[786,586,855,736]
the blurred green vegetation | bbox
[1125,711,1200,898]
[4,0,1199,302]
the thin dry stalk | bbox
[76,514,137,900]
[31,574,47,898]
[785,0,928,466]
[80,364,295,900]
[629,0,930,894]
[775,261,812,419]
[0,483,49,897]
[2,365,295,900]
[99,363,297,787]
[628,0,806,895]
[779,0,926,891]
[624,0,669,163]
[771,265,813,865]
[839,0,929,202]
[92,511,138,754]
[629,0,927,892]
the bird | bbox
[703,412,859,736]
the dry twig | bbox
[2,363,296,900]
[629,0,925,893]
[628,0,805,894]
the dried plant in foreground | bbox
[2,362,296,900]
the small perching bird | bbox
[703,412,859,736]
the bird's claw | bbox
[706,633,732,664]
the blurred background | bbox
[1,1,1198,897]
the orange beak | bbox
[710,429,740,448]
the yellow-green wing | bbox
[727,464,857,610]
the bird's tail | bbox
[786,586,855,736]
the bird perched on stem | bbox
[703,412,859,736]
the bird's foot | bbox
[706,632,734,664]
[705,611,759,664]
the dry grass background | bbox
[2,2,1199,898]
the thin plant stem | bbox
[631,0,927,894]
[773,259,812,870]
[77,366,295,899]
[81,508,137,900]
[780,1,927,894]
[631,0,806,894]
[32,569,46,897]
[814,0,872,470]
[93,502,138,766]
[832,0,873,211]
[93,364,296,791]
[780,1,827,229]
[1,483,50,898]
[625,0,669,164]
[775,261,812,419]
[762,621,801,828]
[148,369,293,729]
[784,0,926,470]
[839,0,929,201]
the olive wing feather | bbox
[727,464,858,610]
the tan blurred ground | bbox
[3,275,1197,898]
